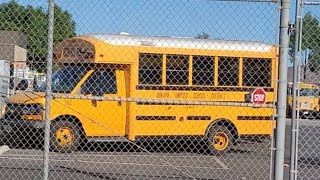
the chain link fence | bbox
[0,0,287,179]
[288,2,320,180]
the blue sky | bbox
[6,0,320,43]
[11,0,281,43]
[57,0,277,42]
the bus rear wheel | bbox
[207,125,233,155]
[50,121,81,153]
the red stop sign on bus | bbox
[251,88,267,105]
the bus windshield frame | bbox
[299,88,319,97]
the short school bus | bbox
[2,34,278,153]
[287,82,319,118]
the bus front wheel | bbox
[207,125,233,155]
[50,121,81,153]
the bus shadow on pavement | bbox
[0,136,268,156]
[79,138,264,156]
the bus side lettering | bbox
[193,93,205,99]
[156,92,170,98]
[175,92,188,99]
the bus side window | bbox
[218,57,239,86]
[166,54,189,85]
[138,53,162,85]
[81,69,117,96]
[192,56,214,86]
[243,58,271,87]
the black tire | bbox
[50,121,81,153]
[207,125,233,155]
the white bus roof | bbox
[85,33,275,52]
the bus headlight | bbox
[1,104,6,116]
[22,104,43,115]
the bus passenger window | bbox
[192,56,214,86]
[243,58,271,87]
[166,54,189,85]
[139,53,162,85]
[81,69,117,95]
[218,57,239,86]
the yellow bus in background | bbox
[287,82,319,118]
[1,34,278,153]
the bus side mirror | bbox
[33,76,38,90]
[16,79,29,91]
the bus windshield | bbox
[36,65,88,93]
[300,88,318,97]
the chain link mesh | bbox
[289,4,320,180]
[0,0,281,179]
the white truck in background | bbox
[0,60,10,117]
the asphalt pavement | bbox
[284,118,320,180]
[0,119,318,180]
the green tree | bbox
[290,12,320,73]
[0,0,76,71]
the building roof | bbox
[0,31,27,62]
[0,30,27,48]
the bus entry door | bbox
[81,69,126,137]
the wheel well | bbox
[53,115,86,137]
[206,119,239,142]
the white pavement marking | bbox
[0,156,228,170]
[3,150,230,170]
[212,156,229,170]
[0,145,9,155]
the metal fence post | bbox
[43,0,55,180]
[274,0,291,179]
[289,0,303,179]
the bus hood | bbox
[8,92,45,104]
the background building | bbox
[0,30,28,116]
[287,66,320,85]
[0,30,30,91]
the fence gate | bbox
[290,2,320,180]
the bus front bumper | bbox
[299,110,319,118]
[0,118,44,134]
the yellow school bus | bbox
[287,82,319,118]
[1,34,278,153]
